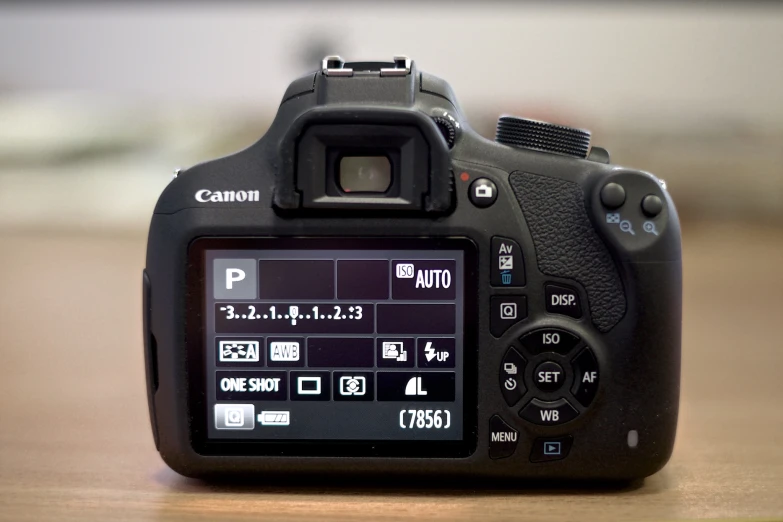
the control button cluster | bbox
[599,176,666,243]
[496,327,600,426]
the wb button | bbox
[213,259,257,299]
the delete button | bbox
[392,260,456,300]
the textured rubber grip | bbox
[509,172,626,332]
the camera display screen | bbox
[198,238,475,447]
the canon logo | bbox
[195,189,260,203]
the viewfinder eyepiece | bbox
[338,156,392,194]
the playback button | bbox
[491,237,525,287]
[530,436,573,463]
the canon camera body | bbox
[143,56,682,481]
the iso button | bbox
[520,328,580,356]
[491,237,525,287]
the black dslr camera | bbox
[143,56,681,481]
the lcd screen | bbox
[196,238,475,450]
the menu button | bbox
[489,415,519,459]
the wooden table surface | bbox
[1,221,782,521]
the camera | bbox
[143,56,682,481]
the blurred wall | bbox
[0,2,781,232]
[2,3,782,124]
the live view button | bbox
[529,435,573,463]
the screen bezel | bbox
[186,237,479,457]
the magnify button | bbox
[619,220,635,235]
[643,221,658,236]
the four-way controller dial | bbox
[499,327,599,421]
[490,327,600,461]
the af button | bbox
[571,348,599,406]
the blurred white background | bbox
[0,2,781,232]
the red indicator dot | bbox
[460,172,470,182]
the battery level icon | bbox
[258,411,290,426]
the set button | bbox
[533,361,565,393]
